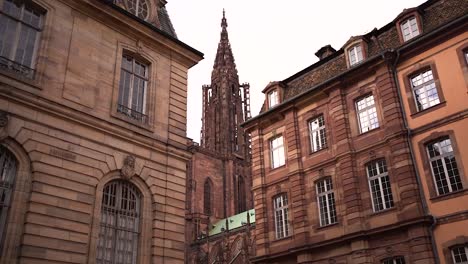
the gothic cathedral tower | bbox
[186,11,253,262]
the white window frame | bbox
[400,16,420,42]
[268,90,279,108]
[427,137,463,196]
[356,94,379,133]
[117,54,149,123]
[382,256,406,264]
[316,177,337,227]
[348,44,363,66]
[0,0,44,78]
[452,245,468,264]
[270,135,285,169]
[273,194,290,239]
[367,160,394,212]
[410,69,440,111]
[309,115,327,153]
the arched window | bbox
[97,180,141,264]
[124,0,149,20]
[204,179,212,215]
[0,145,17,250]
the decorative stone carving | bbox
[121,155,136,180]
[0,111,8,127]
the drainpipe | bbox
[387,50,440,264]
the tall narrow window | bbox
[382,256,406,264]
[270,136,285,169]
[400,16,420,42]
[427,137,462,195]
[204,179,212,215]
[0,145,17,251]
[273,194,290,239]
[309,115,327,152]
[97,181,141,264]
[268,90,279,108]
[348,44,363,66]
[0,0,44,78]
[118,54,149,123]
[356,94,379,133]
[452,245,468,264]
[410,69,440,111]
[316,178,337,226]
[367,160,394,212]
[237,176,246,213]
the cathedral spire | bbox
[201,10,251,156]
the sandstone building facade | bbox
[243,0,467,263]
[0,0,202,263]
[185,12,255,264]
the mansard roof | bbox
[253,0,467,115]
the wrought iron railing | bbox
[0,56,35,79]
[117,104,148,124]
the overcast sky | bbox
[167,0,426,142]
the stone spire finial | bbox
[221,9,228,30]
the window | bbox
[118,54,149,123]
[0,145,17,251]
[410,69,440,111]
[356,94,379,133]
[204,179,212,215]
[123,0,149,20]
[268,90,279,108]
[464,49,468,65]
[309,115,327,152]
[97,180,141,264]
[367,160,394,212]
[427,137,462,196]
[400,16,420,42]
[452,245,468,263]
[348,44,363,66]
[270,136,285,169]
[273,194,290,239]
[236,176,246,213]
[382,256,406,264]
[0,0,44,78]
[316,178,337,226]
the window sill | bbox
[112,111,152,131]
[0,68,41,90]
[357,126,381,137]
[410,101,446,118]
[269,164,286,173]
[309,146,328,156]
[430,188,468,203]
[273,234,292,242]
[316,222,339,230]
[371,206,396,216]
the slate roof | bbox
[258,0,468,113]
[158,6,177,38]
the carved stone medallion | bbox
[121,155,136,180]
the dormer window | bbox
[348,44,363,66]
[268,90,279,108]
[124,0,149,20]
[400,16,420,42]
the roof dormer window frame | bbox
[268,89,279,109]
[395,10,423,43]
[344,38,368,69]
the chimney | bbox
[315,45,336,60]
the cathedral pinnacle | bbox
[221,9,228,30]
